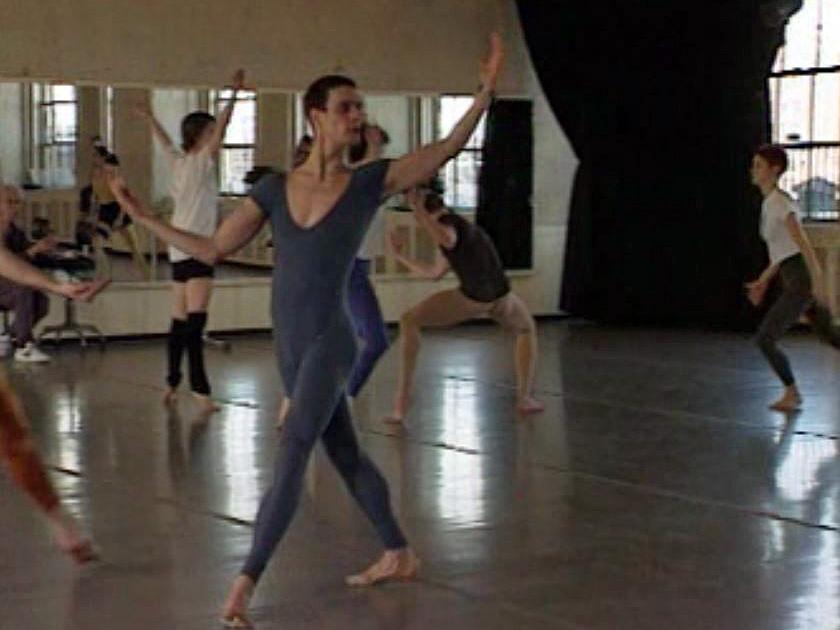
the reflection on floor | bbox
[2,321,840,629]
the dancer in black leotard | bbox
[109,33,503,628]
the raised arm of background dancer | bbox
[786,213,827,303]
[206,69,245,156]
[109,175,264,265]
[134,103,175,150]
[383,33,503,196]
[387,231,449,280]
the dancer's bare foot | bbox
[48,510,98,564]
[192,392,221,413]
[345,548,420,587]
[276,396,291,430]
[383,394,410,424]
[163,387,178,406]
[770,386,802,412]
[517,396,545,415]
[221,575,254,628]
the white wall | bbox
[0,82,23,184]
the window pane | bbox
[439,97,486,209]
[781,0,820,70]
[51,84,76,102]
[226,99,256,145]
[774,75,813,142]
[220,148,254,195]
[821,0,840,66]
[52,103,77,142]
[782,145,839,220]
[47,144,76,188]
[813,73,840,142]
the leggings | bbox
[756,254,840,386]
[241,322,407,582]
[0,372,60,513]
[166,312,211,395]
[346,258,389,397]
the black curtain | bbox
[516,0,800,329]
[477,99,534,269]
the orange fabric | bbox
[0,372,59,513]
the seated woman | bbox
[0,186,57,362]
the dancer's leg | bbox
[489,293,544,414]
[185,278,216,412]
[0,373,94,562]
[346,259,389,398]
[165,283,188,404]
[756,288,810,410]
[117,226,150,280]
[386,289,483,422]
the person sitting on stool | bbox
[0,186,56,363]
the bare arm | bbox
[109,175,265,265]
[135,103,175,150]
[405,190,457,249]
[387,231,449,280]
[383,34,503,196]
[206,69,245,156]
[0,244,99,301]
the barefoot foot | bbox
[346,548,420,587]
[48,510,98,564]
[221,575,254,628]
[383,394,410,424]
[192,392,221,413]
[517,396,545,415]
[770,386,802,412]
[163,387,178,406]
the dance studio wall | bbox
[517,1,796,329]
[0,0,529,94]
[0,83,23,184]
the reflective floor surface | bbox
[2,320,840,629]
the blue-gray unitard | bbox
[242,159,407,581]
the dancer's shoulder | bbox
[248,172,286,216]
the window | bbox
[32,83,77,188]
[211,89,257,195]
[437,96,486,210]
[769,0,840,220]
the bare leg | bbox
[221,575,255,628]
[117,226,150,280]
[386,289,480,423]
[276,396,291,429]
[515,331,544,414]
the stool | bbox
[38,297,105,348]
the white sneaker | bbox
[14,342,51,363]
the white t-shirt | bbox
[357,207,387,260]
[165,146,219,263]
[760,189,801,265]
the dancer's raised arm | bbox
[109,175,265,266]
[205,69,246,155]
[134,103,176,152]
[383,33,503,196]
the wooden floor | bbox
[2,321,840,629]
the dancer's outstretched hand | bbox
[744,279,767,306]
[479,32,504,93]
[132,102,151,120]
[232,69,246,91]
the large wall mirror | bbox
[0,80,533,286]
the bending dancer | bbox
[746,144,840,411]
[0,186,106,562]
[135,69,245,413]
[89,139,150,279]
[277,124,392,428]
[109,33,503,628]
[385,187,544,422]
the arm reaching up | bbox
[383,33,503,196]
[206,69,246,156]
[387,230,449,280]
[134,102,176,152]
[108,173,265,265]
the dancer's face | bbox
[313,86,366,147]
[750,154,778,188]
[196,122,217,151]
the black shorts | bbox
[171,258,215,283]
[96,202,133,236]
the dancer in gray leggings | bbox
[746,144,840,411]
[109,33,504,628]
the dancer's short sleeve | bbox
[249,173,285,218]
[355,159,393,217]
